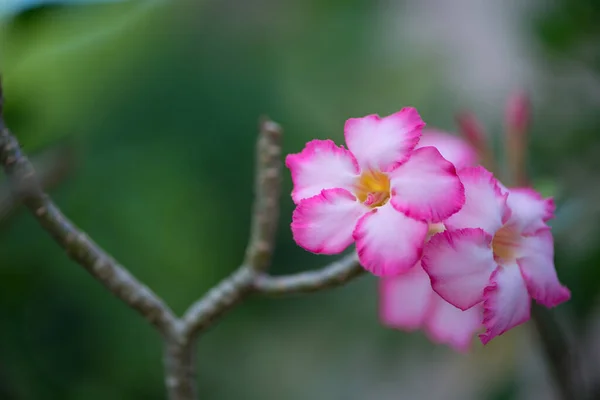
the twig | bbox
[254,253,364,295]
[244,117,282,272]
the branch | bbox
[0,83,177,336]
[178,254,364,340]
[180,117,283,339]
[244,117,282,272]
[530,305,587,400]
[180,266,256,340]
[178,119,367,337]
[254,253,364,295]
[171,253,363,399]
[0,80,367,400]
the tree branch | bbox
[254,253,364,295]
[180,266,256,340]
[244,117,282,272]
[0,79,367,400]
[171,254,364,399]
[180,117,283,339]
[163,339,198,400]
[0,84,178,337]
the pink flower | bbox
[380,261,483,352]
[422,166,570,344]
[286,109,466,276]
[380,130,481,351]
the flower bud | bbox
[505,90,530,135]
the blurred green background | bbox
[1,0,599,399]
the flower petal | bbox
[506,188,555,235]
[379,262,432,330]
[291,189,367,254]
[518,229,571,307]
[480,264,531,344]
[424,296,483,353]
[417,129,478,170]
[389,146,465,222]
[286,139,360,204]
[422,228,496,310]
[444,166,510,235]
[344,108,424,172]
[353,202,428,276]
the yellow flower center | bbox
[354,170,391,208]
[492,224,521,262]
[427,223,445,238]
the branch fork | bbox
[0,81,364,400]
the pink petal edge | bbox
[416,129,479,170]
[422,228,496,311]
[344,108,424,172]
[518,229,571,308]
[389,146,465,223]
[506,187,555,235]
[286,139,360,204]
[444,166,511,235]
[479,265,531,344]
[291,188,367,254]
[510,188,555,221]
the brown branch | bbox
[244,118,282,272]
[254,253,364,295]
[0,84,177,337]
[180,266,256,340]
[163,338,198,400]
[163,117,282,398]
[169,255,364,399]
[180,117,283,340]
[0,79,367,400]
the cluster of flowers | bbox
[286,103,570,351]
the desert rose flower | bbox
[286,109,465,276]
[422,166,570,344]
[380,129,482,351]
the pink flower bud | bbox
[456,112,496,171]
[505,90,530,134]
[456,112,486,150]
[505,91,531,186]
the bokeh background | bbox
[1,0,599,399]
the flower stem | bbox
[531,305,587,400]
